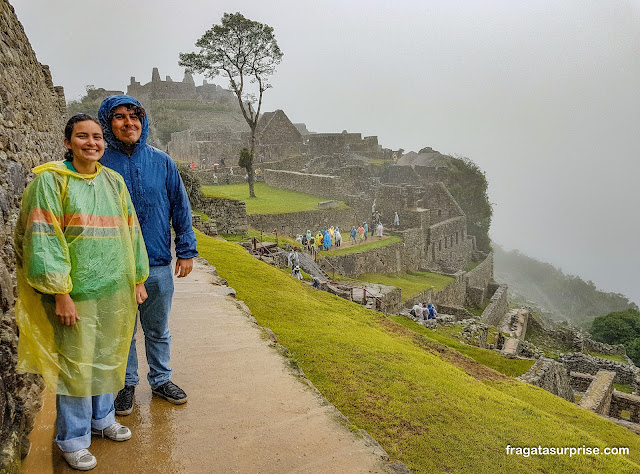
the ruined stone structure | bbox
[169,129,244,168]
[169,109,303,167]
[308,131,382,159]
[0,1,66,469]
[518,358,574,402]
[127,67,236,108]
[248,109,303,160]
[558,353,639,387]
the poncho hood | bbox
[97,94,149,152]
[33,161,103,179]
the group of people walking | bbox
[296,226,343,253]
[410,302,438,320]
[15,95,197,470]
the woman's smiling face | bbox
[64,120,104,172]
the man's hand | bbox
[55,293,80,326]
[175,258,194,278]
[136,282,148,304]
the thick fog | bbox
[11,0,640,304]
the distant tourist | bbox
[259,153,264,163]
[334,227,342,247]
[363,221,369,240]
[376,222,384,238]
[291,265,303,280]
[394,211,400,227]
[350,226,357,243]
[288,247,300,267]
[422,303,429,320]
[428,303,438,320]
[410,303,422,319]
[357,224,365,242]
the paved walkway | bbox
[22,259,392,473]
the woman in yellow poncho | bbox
[14,114,149,471]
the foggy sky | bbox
[10,0,640,305]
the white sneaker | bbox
[91,421,131,441]
[62,448,97,471]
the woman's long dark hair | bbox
[64,114,102,161]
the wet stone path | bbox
[22,259,390,473]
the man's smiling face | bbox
[110,105,142,145]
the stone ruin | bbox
[1,0,67,470]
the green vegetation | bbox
[321,236,402,256]
[340,270,453,302]
[192,210,210,221]
[614,383,634,394]
[590,309,640,366]
[494,244,638,328]
[524,322,574,359]
[445,156,493,252]
[466,298,491,317]
[389,316,535,377]
[586,351,627,364]
[196,230,640,473]
[201,183,349,214]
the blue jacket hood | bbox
[98,95,149,152]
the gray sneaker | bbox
[91,422,131,441]
[62,448,97,471]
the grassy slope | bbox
[201,183,349,214]
[197,231,640,473]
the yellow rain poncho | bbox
[14,161,149,397]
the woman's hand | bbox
[136,282,148,304]
[55,293,80,326]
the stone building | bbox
[127,67,237,108]
[1,0,67,470]
[247,109,303,161]
[308,130,382,159]
[170,108,304,167]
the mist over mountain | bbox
[493,244,638,328]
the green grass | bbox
[221,227,298,247]
[321,235,402,256]
[614,383,634,394]
[192,210,210,221]
[201,183,349,214]
[343,270,454,302]
[467,298,491,317]
[389,316,535,377]
[196,230,640,473]
[586,352,628,364]
[524,323,574,359]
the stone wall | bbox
[199,197,248,235]
[1,1,67,469]
[610,392,640,423]
[465,252,494,303]
[518,358,575,402]
[558,353,638,386]
[569,371,595,393]
[248,208,360,238]
[578,370,616,416]
[308,132,380,158]
[264,169,343,198]
[480,284,509,327]
[168,129,243,167]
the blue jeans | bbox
[56,393,114,452]
[125,264,174,389]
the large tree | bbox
[179,12,283,198]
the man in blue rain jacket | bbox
[99,95,198,415]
